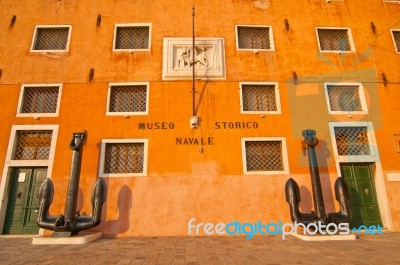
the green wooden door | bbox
[340,163,382,229]
[3,168,47,234]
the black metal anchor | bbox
[285,129,350,225]
[37,132,107,236]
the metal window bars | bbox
[21,86,59,113]
[109,85,147,112]
[245,141,283,171]
[238,26,271,50]
[33,28,69,50]
[115,26,150,49]
[104,143,144,174]
[334,127,370,156]
[242,84,277,112]
[317,29,351,51]
[12,130,52,160]
[327,85,362,112]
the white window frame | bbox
[112,23,152,52]
[30,25,72,52]
[239,82,281,114]
[106,82,149,116]
[390,29,400,54]
[328,122,378,163]
[99,139,148,177]
[316,27,356,53]
[16,84,63,117]
[235,25,275,51]
[324,82,368,115]
[241,137,289,175]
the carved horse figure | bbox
[37,132,106,236]
[285,129,350,225]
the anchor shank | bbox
[303,129,326,221]
[64,132,84,221]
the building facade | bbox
[0,0,400,236]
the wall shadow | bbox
[98,183,133,237]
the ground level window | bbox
[100,139,148,177]
[241,137,289,175]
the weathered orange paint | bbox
[0,0,399,236]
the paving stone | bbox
[1,233,400,264]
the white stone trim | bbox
[0,124,59,234]
[235,25,275,51]
[99,139,148,177]
[239,82,282,114]
[241,137,289,175]
[30,25,72,52]
[112,23,152,52]
[106,82,149,116]
[387,173,400,182]
[16,84,63,117]
[324,82,368,115]
[390,29,400,54]
[315,27,356,53]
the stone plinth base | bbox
[292,233,356,241]
[32,231,102,245]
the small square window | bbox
[113,24,151,51]
[100,139,148,177]
[17,84,62,117]
[391,30,400,53]
[241,137,289,175]
[106,83,149,116]
[316,27,355,52]
[240,82,281,114]
[31,26,71,52]
[236,25,275,51]
[324,83,367,114]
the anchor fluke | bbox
[285,178,316,224]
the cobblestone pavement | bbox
[0,233,400,265]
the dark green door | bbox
[340,163,382,229]
[3,168,47,234]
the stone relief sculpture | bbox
[176,46,210,69]
[162,38,225,80]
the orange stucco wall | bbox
[0,0,400,236]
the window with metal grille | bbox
[240,83,280,113]
[103,143,145,174]
[334,127,370,156]
[108,84,148,114]
[244,140,284,172]
[391,30,400,53]
[114,25,150,50]
[317,28,353,52]
[325,84,366,113]
[12,131,52,160]
[19,86,60,114]
[236,26,274,50]
[32,27,70,51]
